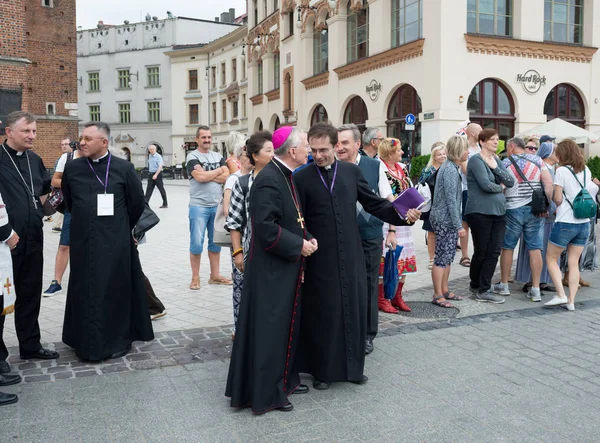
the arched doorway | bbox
[544,83,585,128]
[272,115,281,130]
[311,104,328,126]
[467,78,515,143]
[121,147,132,162]
[343,96,368,133]
[386,84,422,158]
[254,118,264,132]
[147,143,163,156]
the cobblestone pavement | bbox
[3,303,600,442]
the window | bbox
[89,105,101,121]
[233,100,239,118]
[188,69,198,90]
[211,66,216,88]
[274,0,279,10]
[212,102,217,123]
[221,62,226,85]
[232,59,237,82]
[0,89,23,136]
[467,0,512,37]
[347,7,369,63]
[253,0,258,26]
[264,0,268,19]
[313,26,329,75]
[284,72,293,110]
[241,58,246,79]
[544,0,583,44]
[147,101,160,122]
[257,61,263,94]
[273,53,280,90]
[242,94,247,117]
[344,96,369,134]
[118,103,131,124]
[311,104,328,126]
[46,103,55,115]
[391,0,423,47]
[544,83,585,127]
[467,79,515,143]
[386,85,423,157]
[222,99,227,121]
[42,0,53,7]
[117,69,130,89]
[287,12,294,37]
[146,66,160,87]
[88,72,100,91]
[189,104,199,124]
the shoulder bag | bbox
[508,155,549,216]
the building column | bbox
[326,12,347,70]
[513,0,544,41]
[262,51,274,92]
[367,0,390,55]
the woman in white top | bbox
[545,140,600,310]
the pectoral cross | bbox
[4,278,12,295]
[32,196,38,209]
[297,212,305,229]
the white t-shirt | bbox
[554,165,599,224]
[224,171,241,191]
[461,144,481,191]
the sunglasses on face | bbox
[526,146,538,151]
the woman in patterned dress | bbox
[377,138,417,312]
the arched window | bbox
[343,96,369,134]
[257,61,263,95]
[273,116,281,130]
[347,5,368,63]
[122,147,132,162]
[467,78,515,142]
[313,24,329,75]
[284,72,293,111]
[311,104,328,126]
[386,84,422,158]
[544,83,585,128]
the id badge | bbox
[97,194,114,216]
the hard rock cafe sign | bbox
[516,70,547,94]
[366,80,382,101]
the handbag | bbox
[133,203,160,242]
[47,187,66,214]
[383,245,404,300]
[508,156,550,216]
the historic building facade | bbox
[0,0,78,166]
[248,0,600,157]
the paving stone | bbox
[24,374,51,382]
[126,352,151,362]
[74,370,98,377]
[100,364,129,374]
[53,372,74,380]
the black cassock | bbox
[61,154,154,361]
[226,158,308,414]
[295,161,406,383]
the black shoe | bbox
[277,402,294,412]
[365,337,374,355]
[160,204,168,208]
[108,344,131,359]
[20,348,59,360]
[351,375,369,385]
[292,384,309,394]
[0,392,18,406]
[313,380,330,390]
[0,374,21,387]
[0,361,10,374]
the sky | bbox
[76,0,248,29]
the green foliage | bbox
[587,156,600,179]
[410,154,431,181]
[496,140,505,155]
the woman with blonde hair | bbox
[429,136,469,307]
[377,138,416,312]
[419,141,447,269]
[224,131,244,174]
[544,139,600,311]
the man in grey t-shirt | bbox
[186,125,232,290]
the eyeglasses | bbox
[526,146,538,151]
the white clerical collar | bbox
[274,157,294,172]
[353,154,361,166]
[92,151,109,163]
[324,163,333,170]
[16,151,24,156]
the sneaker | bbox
[468,285,478,295]
[52,227,61,233]
[475,290,505,304]
[492,282,511,296]
[527,288,542,302]
[43,280,62,297]
[150,310,167,321]
[544,295,568,306]
[159,204,168,209]
[563,303,575,311]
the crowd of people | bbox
[0,109,598,413]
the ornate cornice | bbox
[334,39,424,80]
[248,11,281,63]
[250,94,264,106]
[348,0,365,13]
[464,34,598,63]
[300,0,335,33]
[281,0,297,14]
[301,71,330,90]
[265,88,281,101]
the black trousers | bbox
[143,271,165,315]
[362,237,383,340]
[467,213,506,294]
[0,250,44,361]
[145,172,168,206]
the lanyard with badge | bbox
[87,154,113,216]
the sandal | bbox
[459,257,471,267]
[444,292,463,301]
[208,275,233,285]
[432,296,453,308]
[428,259,434,270]
[189,278,200,290]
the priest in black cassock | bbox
[0,111,59,368]
[226,128,316,414]
[294,123,420,390]
[61,122,154,361]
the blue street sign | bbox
[405,113,416,125]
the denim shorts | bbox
[59,211,71,247]
[189,205,221,255]
[503,206,544,250]
[549,221,590,249]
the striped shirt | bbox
[502,154,546,210]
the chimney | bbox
[220,12,229,23]
[215,17,219,22]
[229,8,235,22]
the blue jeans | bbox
[189,205,221,255]
[549,222,590,249]
[503,206,544,251]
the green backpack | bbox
[563,167,597,219]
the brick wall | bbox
[0,1,28,110]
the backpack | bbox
[417,168,439,219]
[563,167,597,219]
[507,155,550,216]
[213,174,251,247]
